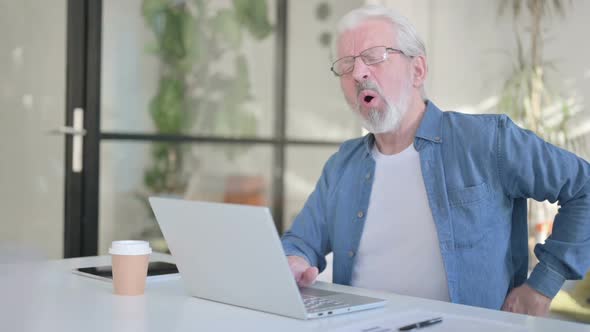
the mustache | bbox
[356,80,382,97]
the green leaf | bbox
[193,0,206,17]
[211,9,242,48]
[232,0,273,40]
[149,77,186,134]
[247,0,274,39]
[233,0,249,23]
[161,8,187,63]
[180,9,200,69]
[144,41,160,54]
[233,54,251,101]
[142,0,168,33]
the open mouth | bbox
[359,90,380,107]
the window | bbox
[97,0,362,254]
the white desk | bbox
[1,253,587,332]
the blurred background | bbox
[1,0,589,298]
[2,0,590,323]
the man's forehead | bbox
[336,18,397,57]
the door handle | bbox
[49,108,85,173]
[48,126,86,136]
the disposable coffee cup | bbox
[109,240,152,296]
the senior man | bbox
[281,5,590,317]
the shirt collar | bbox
[415,100,444,144]
[363,100,444,156]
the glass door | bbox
[0,0,68,261]
[0,0,100,260]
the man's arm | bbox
[497,115,590,314]
[281,153,338,275]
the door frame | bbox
[63,0,102,257]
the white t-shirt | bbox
[350,144,450,302]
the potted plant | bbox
[496,0,581,267]
[137,0,274,251]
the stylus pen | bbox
[398,317,443,331]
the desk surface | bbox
[1,253,587,332]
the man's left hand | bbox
[501,284,552,316]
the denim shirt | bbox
[281,101,590,310]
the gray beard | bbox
[359,104,403,134]
[354,83,411,134]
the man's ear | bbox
[411,55,427,89]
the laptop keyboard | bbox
[302,294,346,312]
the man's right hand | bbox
[287,255,319,287]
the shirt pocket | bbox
[447,182,492,249]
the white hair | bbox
[335,5,427,99]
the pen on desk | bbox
[398,317,443,331]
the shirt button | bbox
[348,251,355,258]
[365,172,371,180]
[357,211,364,218]
[434,136,441,142]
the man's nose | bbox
[351,56,370,83]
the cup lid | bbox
[109,240,152,255]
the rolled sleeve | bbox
[526,262,567,298]
[282,235,321,269]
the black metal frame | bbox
[101,132,342,146]
[271,0,289,231]
[82,0,102,257]
[64,0,102,257]
[64,0,86,258]
[64,0,341,257]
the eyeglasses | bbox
[330,46,409,77]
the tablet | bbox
[73,261,180,282]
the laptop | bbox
[149,197,386,320]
